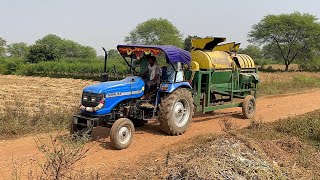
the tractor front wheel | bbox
[242,95,256,119]
[110,118,135,150]
[159,89,194,135]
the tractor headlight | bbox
[83,96,88,101]
[91,97,96,102]
[161,85,169,91]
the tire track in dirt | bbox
[0,90,320,178]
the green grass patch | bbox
[274,110,320,147]
[258,75,320,96]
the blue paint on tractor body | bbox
[159,82,192,93]
[82,76,145,115]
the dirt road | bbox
[1,90,320,177]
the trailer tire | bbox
[110,118,135,150]
[242,95,256,119]
[159,89,194,135]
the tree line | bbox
[0,12,319,77]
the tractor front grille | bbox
[81,92,104,107]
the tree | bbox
[27,34,62,63]
[124,18,183,48]
[27,34,97,63]
[0,37,6,57]
[7,42,30,58]
[238,45,263,59]
[183,35,201,51]
[107,49,121,60]
[248,12,320,71]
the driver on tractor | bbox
[141,56,162,99]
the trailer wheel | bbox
[242,95,256,119]
[110,118,135,150]
[159,89,194,135]
[69,119,92,137]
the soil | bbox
[0,75,320,178]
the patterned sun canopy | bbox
[117,45,191,65]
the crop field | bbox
[0,72,319,116]
[0,75,94,114]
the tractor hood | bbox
[83,76,144,95]
[82,76,145,115]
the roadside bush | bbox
[299,58,320,72]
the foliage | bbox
[238,45,263,59]
[0,37,6,57]
[0,57,25,75]
[299,57,320,72]
[124,18,183,48]
[107,49,122,60]
[27,34,97,63]
[183,35,201,51]
[248,12,320,71]
[16,58,128,80]
[6,42,30,58]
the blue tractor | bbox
[71,45,193,149]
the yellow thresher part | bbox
[233,43,241,52]
[234,54,255,68]
[213,42,235,52]
[213,42,241,52]
[191,61,200,71]
[191,37,226,50]
[191,50,233,69]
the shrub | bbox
[299,58,320,72]
[16,58,128,80]
[0,58,25,75]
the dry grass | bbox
[259,71,320,83]
[107,133,287,179]
[258,72,320,96]
[10,134,102,180]
[0,75,94,138]
[261,64,300,71]
[107,110,320,179]
[0,75,94,114]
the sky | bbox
[1,0,320,55]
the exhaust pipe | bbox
[101,47,108,82]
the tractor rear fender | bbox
[157,82,192,105]
[158,82,192,93]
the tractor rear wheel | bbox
[110,118,135,150]
[242,95,256,119]
[158,89,194,135]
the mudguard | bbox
[158,82,192,93]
